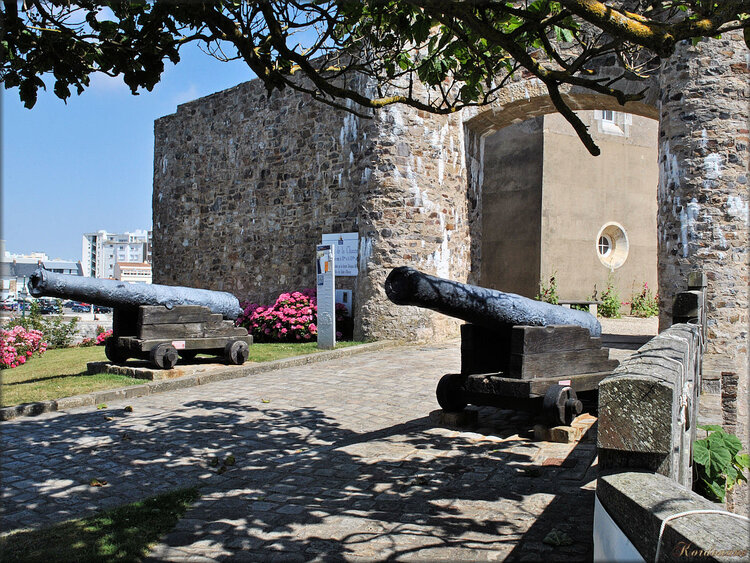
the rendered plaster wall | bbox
[479,117,544,296]
[478,111,658,301]
[541,112,658,301]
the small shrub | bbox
[598,276,622,318]
[693,425,749,503]
[236,290,348,343]
[78,337,98,347]
[535,274,559,305]
[96,329,113,345]
[6,300,79,348]
[630,282,659,317]
[1,326,47,368]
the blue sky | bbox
[2,45,254,261]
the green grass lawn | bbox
[0,346,139,407]
[1,341,365,407]
[0,487,200,562]
[247,340,362,362]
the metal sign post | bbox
[316,244,336,349]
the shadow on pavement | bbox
[2,396,597,561]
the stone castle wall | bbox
[153,79,373,307]
[153,79,472,341]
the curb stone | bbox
[0,341,399,421]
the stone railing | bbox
[594,314,749,560]
[595,472,749,562]
[598,323,701,486]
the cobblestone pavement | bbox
[2,342,598,561]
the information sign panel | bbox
[321,233,359,276]
[316,244,336,349]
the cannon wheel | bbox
[104,338,129,365]
[178,350,199,362]
[225,340,250,365]
[150,343,179,370]
[543,384,583,426]
[436,373,467,412]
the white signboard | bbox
[321,232,359,276]
[316,244,336,350]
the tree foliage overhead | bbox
[2,1,748,154]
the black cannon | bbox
[385,267,618,426]
[28,269,252,369]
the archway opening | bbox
[468,108,659,306]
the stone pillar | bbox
[656,30,748,479]
[354,104,471,341]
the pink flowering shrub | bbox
[237,289,348,343]
[96,329,113,345]
[0,326,47,369]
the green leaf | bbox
[720,432,743,456]
[706,479,726,502]
[693,439,710,466]
[53,79,71,101]
[734,452,750,469]
[412,16,432,43]
[19,78,39,109]
[708,447,732,478]
[699,424,723,432]
[554,26,574,43]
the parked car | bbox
[71,303,91,313]
[63,300,77,308]
[94,305,112,314]
[38,299,62,315]
[1,301,17,311]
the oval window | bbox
[596,223,629,269]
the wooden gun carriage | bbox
[386,267,618,426]
[28,269,252,370]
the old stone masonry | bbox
[153,34,748,450]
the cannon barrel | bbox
[385,266,601,337]
[28,269,242,320]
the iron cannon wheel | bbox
[436,373,467,412]
[543,384,583,426]
[104,338,129,365]
[150,343,179,370]
[225,340,249,365]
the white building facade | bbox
[82,230,152,279]
[113,262,153,284]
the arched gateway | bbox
[153,33,747,441]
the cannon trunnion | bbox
[385,267,618,426]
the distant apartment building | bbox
[0,241,83,300]
[113,262,153,284]
[82,229,152,279]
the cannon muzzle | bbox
[28,269,242,320]
[385,266,601,337]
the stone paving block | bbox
[0,342,601,560]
